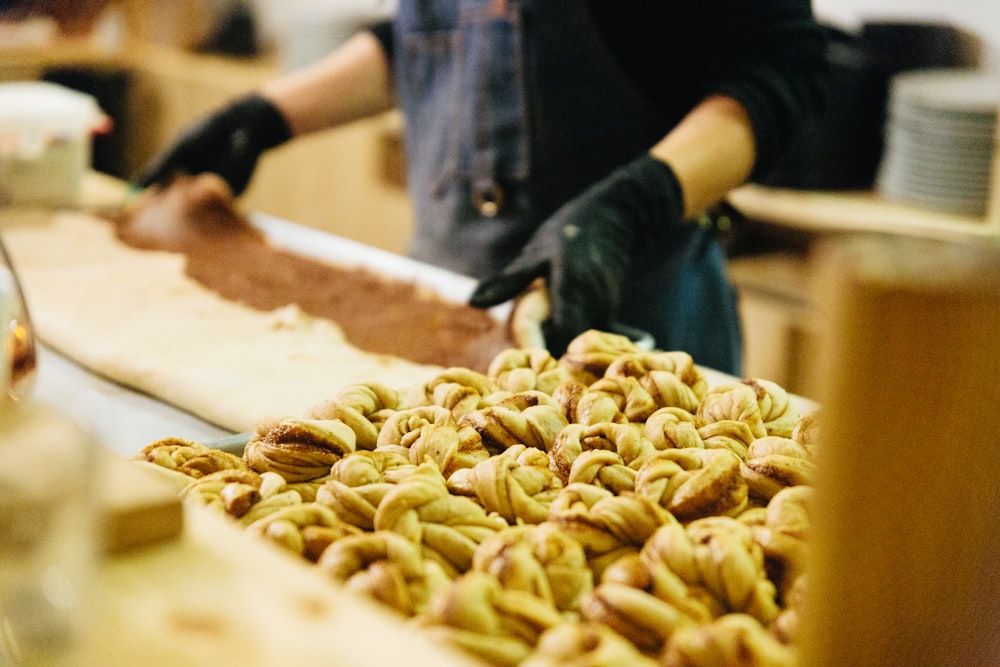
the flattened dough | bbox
[3,212,445,433]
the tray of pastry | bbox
[130,326,819,666]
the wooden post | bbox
[800,233,1000,665]
[988,100,1000,235]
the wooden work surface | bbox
[76,463,481,667]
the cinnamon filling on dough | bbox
[114,175,513,371]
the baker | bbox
[136,1,828,375]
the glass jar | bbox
[0,230,95,665]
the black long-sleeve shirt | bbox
[369,0,828,179]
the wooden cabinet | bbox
[727,251,820,396]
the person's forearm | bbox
[260,30,394,137]
[649,94,756,220]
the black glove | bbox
[133,94,292,196]
[468,154,685,355]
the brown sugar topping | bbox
[114,175,514,372]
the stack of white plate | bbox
[876,68,999,217]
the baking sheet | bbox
[32,343,230,457]
[251,211,512,322]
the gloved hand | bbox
[133,94,292,196]
[468,154,685,355]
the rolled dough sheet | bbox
[2,212,445,434]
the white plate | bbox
[889,68,1000,114]
[884,125,995,154]
[878,156,991,187]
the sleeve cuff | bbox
[367,20,395,62]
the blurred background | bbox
[2,0,998,395]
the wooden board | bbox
[96,451,186,554]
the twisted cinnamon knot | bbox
[522,622,661,667]
[331,449,416,486]
[641,351,707,395]
[376,406,490,480]
[407,367,499,418]
[695,383,768,441]
[283,477,328,503]
[458,444,563,524]
[406,421,492,479]
[244,418,357,482]
[548,484,673,578]
[459,400,568,455]
[661,613,796,667]
[550,422,655,485]
[316,450,415,530]
[600,551,718,624]
[558,329,643,384]
[790,411,820,448]
[567,449,638,494]
[552,381,627,426]
[770,573,807,645]
[374,463,508,576]
[472,523,592,613]
[237,471,307,525]
[742,378,801,438]
[376,405,455,452]
[489,389,562,412]
[600,352,707,415]
[317,529,451,617]
[741,485,812,602]
[418,571,565,667]
[642,517,779,625]
[180,468,263,517]
[586,375,662,423]
[245,502,362,561]
[306,382,402,449]
[635,448,748,521]
[697,419,757,460]
[136,437,247,479]
[180,468,309,527]
[580,582,698,655]
[644,407,703,451]
[740,436,815,502]
[488,348,575,394]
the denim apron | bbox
[392,0,743,374]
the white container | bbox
[0,81,106,207]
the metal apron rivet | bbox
[472,182,504,218]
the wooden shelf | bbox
[727,184,1000,241]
